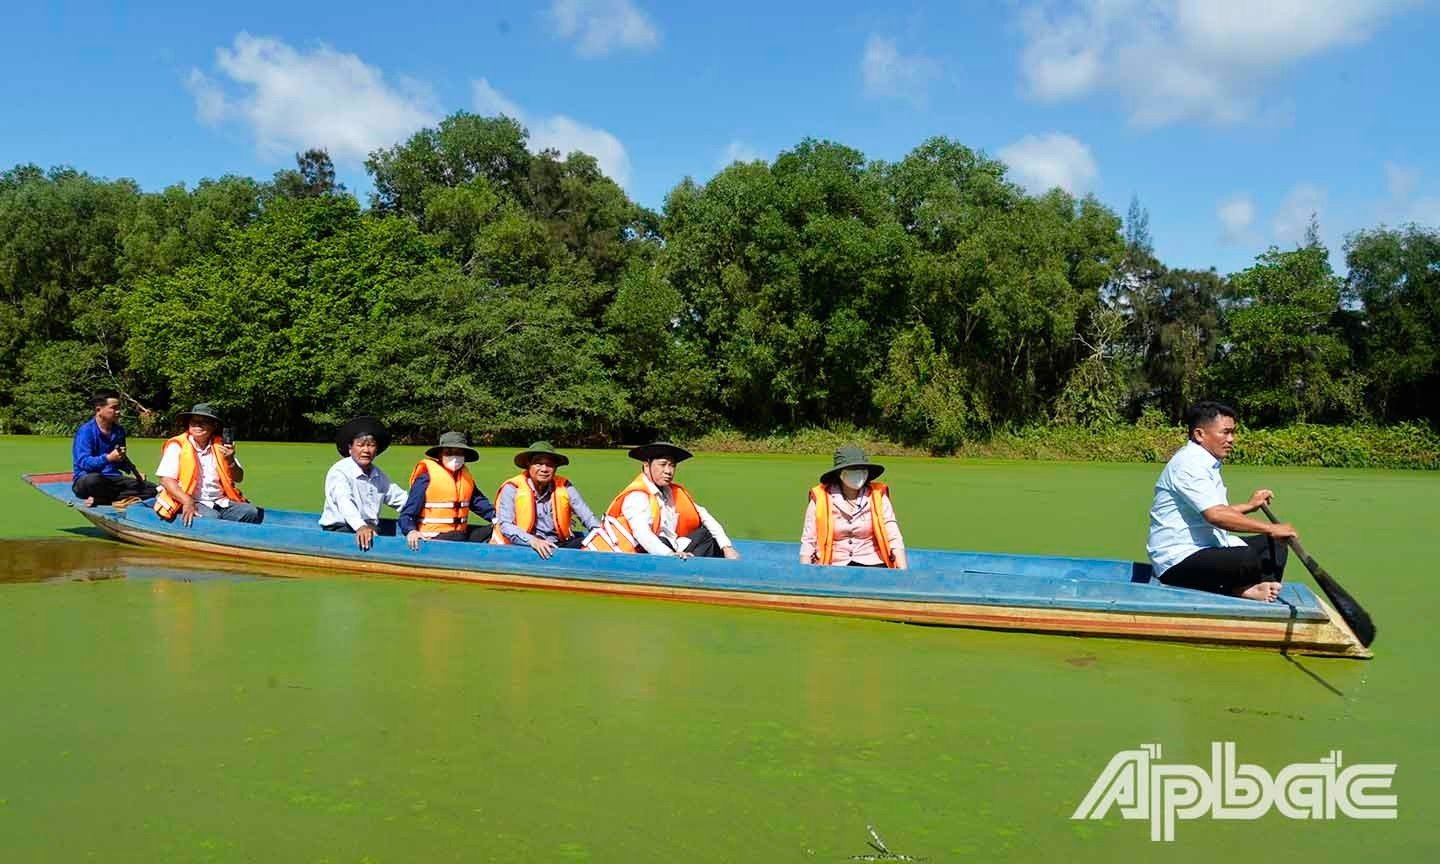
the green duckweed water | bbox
[1,436,1436,861]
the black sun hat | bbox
[336,416,392,457]
[627,441,693,463]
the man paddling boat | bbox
[1147,401,1295,601]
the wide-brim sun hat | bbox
[176,403,222,427]
[425,431,480,462]
[627,441,693,463]
[819,445,885,486]
[336,416,392,457]
[514,440,570,468]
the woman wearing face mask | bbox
[399,431,498,549]
[799,446,908,569]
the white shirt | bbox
[320,457,409,530]
[1147,441,1247,576]
[155,437,241,507]
[620,474,732,556]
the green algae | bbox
[1,435,1437,861]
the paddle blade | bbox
[1303,554,1377,647]
[1260,503,1377,648]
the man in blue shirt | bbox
[71,390,157,506]
[1146,401,1296,602]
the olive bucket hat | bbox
[819,445,885,486]
[425,431,480,462]
[514,441,570,469]
[175,403,222,427]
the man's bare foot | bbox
[82,496,95,507]
[1238,581,1282,602]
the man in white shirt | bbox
[600,441,740,559]
[319,416,409,551]
[154,403,263,525]
[1146,401,1296,602]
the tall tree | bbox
[1345,225,1440,423]
[1210,244,1360,423]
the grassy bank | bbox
[686,421,1440,469]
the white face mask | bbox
[840,468,869,490]
[443,455,466,471]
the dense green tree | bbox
[1210,243,1360,423]
[365,113,531,220]
[1345,225,1440,423]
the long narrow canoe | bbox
[23,472,1371,657]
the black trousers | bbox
[649,524,724,558]
[72,472,157,504]
[1160,534,1288,595]
[429,525,494,543]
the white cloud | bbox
[187,33,438,164]
[472,78,632,189]
[1018,0,1413,125]
[1380,161,1440,227]
[185,69,228,126]
[548,0,660,57]
[1217,194,1256,244]
[998,132,1098,195]
[1272,182,1327,246]
[717,140,761,168]
[861,35,941,103]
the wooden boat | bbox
[24,472,1371,657]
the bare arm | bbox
[1202,503,1295,539]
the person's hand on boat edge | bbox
[356,524,377,551]
[529,537,558,559]
[406,529,424,551]
[179,498,200,526]
[722,546,740,560]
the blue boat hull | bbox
[22,472,1370,657]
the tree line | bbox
[2,112,1438,451]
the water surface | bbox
[0,539,1432,862]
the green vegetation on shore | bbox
[4,115,1439,453]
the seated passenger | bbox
[154,403,263,526]
[492,441,601,558]
[1147,401,1293,602]
[320,416,407,551]
[399,432,496,549]
[71,389,156,506]
[586,441,739,559]
[799,446,908,569]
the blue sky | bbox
[4,1,1439,275]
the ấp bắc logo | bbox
[1072,742,1397,841]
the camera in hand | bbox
[222,427,235,446]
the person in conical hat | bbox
[490,441,602,559]
[799,445,907,569]
[319,416,408,550]
[154,402,264,526]
[399,431,497,549]
[587,441,740,559]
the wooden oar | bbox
[1261,503,1376,648]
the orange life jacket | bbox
[809,482,896,567]
[584,474,701,553]
[491,473,573,544]
[408,458,477,537]
[154,434,247,520]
